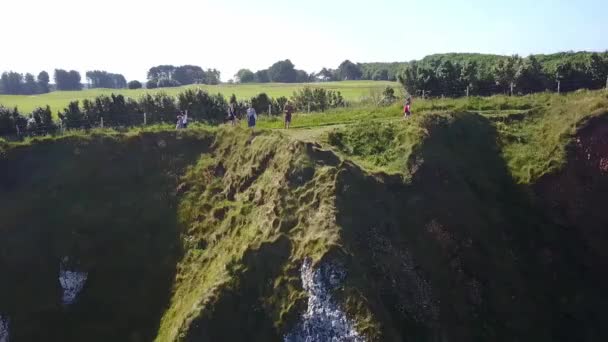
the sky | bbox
[2,0,607,82]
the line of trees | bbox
[86,71,127,89]
[1,69,141,94]
[54,69,83,91]
[234,59,314,83]
[397,52,608,97]
[234,59,388,83]
[0,71,50,95]
[146,65,221,89]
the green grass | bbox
[2,88,608,340]
[0,80,398,114]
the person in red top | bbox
[403,97,412,119]
[284,101,295,129]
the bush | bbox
[251,93,272,115]
[128,80,143,89]
[0,106,26,136]
[178,89,228,123]
[30,106,57,135]
[291,88,344,112]
[146,80,158,89]
[58,101,88,129]
[138,93,177,124]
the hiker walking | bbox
[403,97,412,119]
[228,104,237,126]
[182,110,189,128]
[284,101,294,129]
[246,103,257,130]
[176,111,184,129]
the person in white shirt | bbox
[246,104,257,129]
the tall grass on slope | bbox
[499,90,608,183]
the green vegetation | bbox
[0,81,398,114]
[0,88,607,341]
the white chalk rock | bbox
[59,257,88,306]
[284,259,364,342]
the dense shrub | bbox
[128,80,143,89]
[178,89,228,123]
[291,88,344,112]
[0,106,26,135]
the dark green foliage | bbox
[128,80,143,89]
[37,71,50,93]
[146,80,158,89]
[254,70,270,83]
[85,70,127,89]
[338,60,363,80]
[272,96,289,115]
[29,106,56,135]
[157,79,182,88]
[235,69,255,83]
[515,56,549,94]
[58,101,87,129]
[173,65,205,85]
[381,87,397,105]
[268,59,297,83]
[0,106,25,135]
[147,65,220,87]
[316,68,337,81]
[147,65,177,81]
[295,69,310,83]
[0,70,52,94]
[290,87,344,112]
[0,72,23,94]
[22,73,38,95]
[250,93,272,114]
[178,89,228,123]
[360,63,402,81]
[138,92,178,123]
[372,69,389,81]
[54,69,82,91]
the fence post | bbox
[144,112,147,126]
[268,104,272,115]
[308,102,310,114]
[466,86,470,97]
[59,120,63,135]
[422,90,426,99]
[557,80,561,94]
[100,117,104,128]
[510,82,514,96]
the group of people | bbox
[176,98,412,131]
[227,102,295,130]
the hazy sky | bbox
[2,0,607,82]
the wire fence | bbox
[1,80,607,142]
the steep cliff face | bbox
[534,114,608,340]
[0,113,607,342]
[0,131,214,342]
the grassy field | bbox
[0,80,399,114]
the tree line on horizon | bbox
[1,51,607,96]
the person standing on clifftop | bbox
[228,104,237,126]
[403,97,412,119]
[284,101,294,129]
[246,103,257,130]
[176,112,183,129]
